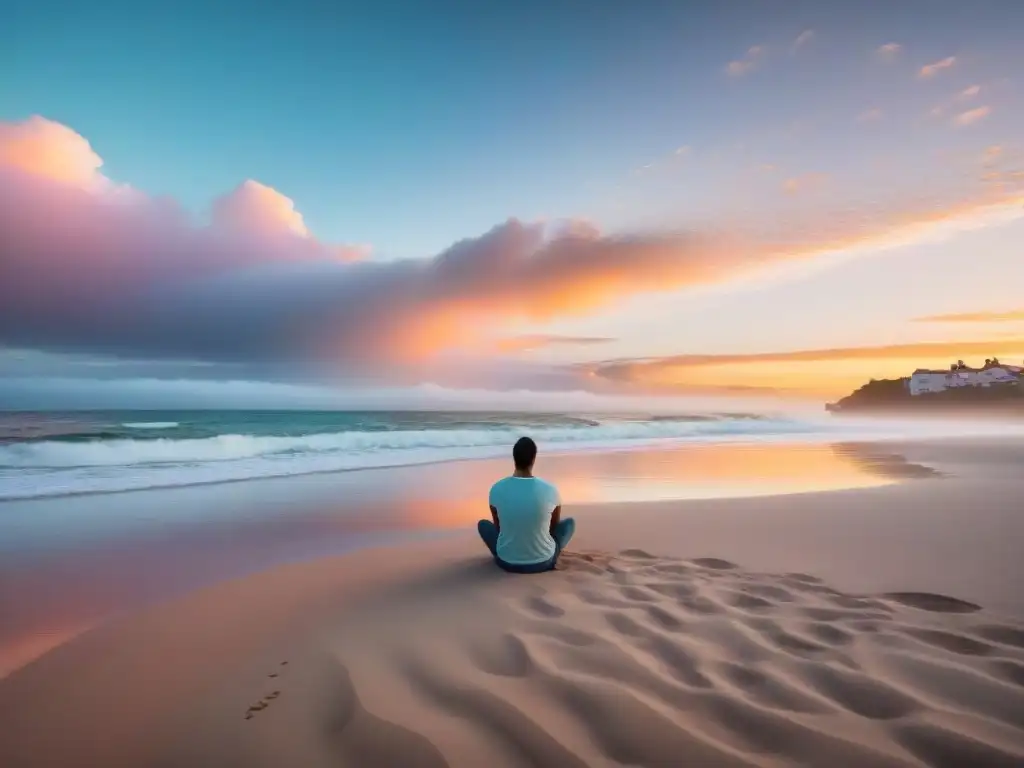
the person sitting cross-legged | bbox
[477,436,575,573]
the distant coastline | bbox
[827,358,1023,415]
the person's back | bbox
[477,437,575,573]
[488,476,560,565]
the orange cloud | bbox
[588,340,1024,396]
[919,56,956,78]
[494,335,616,353]
[595,339,1024,371]
[953,106,991,126]
[0,116,105,189]
[915,309,1024,323]
[959,84,981,100]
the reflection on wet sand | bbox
[830,442,943,480]
[401,442,930,526]
[0,623,95,680]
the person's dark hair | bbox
[513,436,538,470]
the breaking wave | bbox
[1,416,819,499]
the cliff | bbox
[826,378,1023,414]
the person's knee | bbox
[555,517,575,547]
[477,520,498,554]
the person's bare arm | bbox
[490,505,500,531]
[549,505,561,536]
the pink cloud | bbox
[212,180,309,238]
[918,56,956,78]
[953,106,991,127]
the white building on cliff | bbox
[907,359,1021,396]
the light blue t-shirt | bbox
[488,476,561,565]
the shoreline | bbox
[2,437,1023,766]
[7,411,1024,502]
[0,433,866,503]
[1,437,905,503]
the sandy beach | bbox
[1,438,1023,767]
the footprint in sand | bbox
[245,691,282,719]
[245,661,290,719]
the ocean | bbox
[3,408,1019,501]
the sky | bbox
[2,0,1023,408]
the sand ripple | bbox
[307,550,1024,767]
